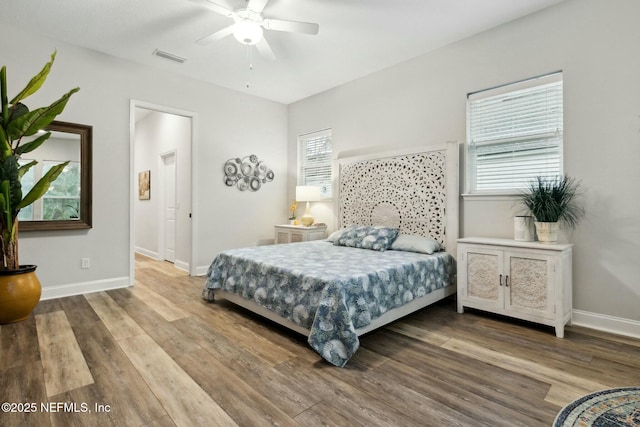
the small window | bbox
[466,72,563,195]
[297,129,332,199]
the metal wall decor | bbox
[224,154,274,192]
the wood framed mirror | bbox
[19,121,92,231]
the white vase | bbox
[514,216,535,242]
[534,221,559,244]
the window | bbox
[297,129,332,199]
[466,72,563,195]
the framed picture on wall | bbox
[138,170,150,200]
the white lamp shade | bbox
[296,186,321,202]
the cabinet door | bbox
[460,247,504,311]
[276,231,290,244]
[504,251,554,319]
[290,232,304,243]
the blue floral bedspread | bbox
[203,240,455,367]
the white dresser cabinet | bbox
[457,237,573,337]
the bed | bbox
[203,141,459,367]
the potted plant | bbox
[288,200,297,225]
[518,175,585,243]
[0,52,79,323]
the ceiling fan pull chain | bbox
[246,45,253,88]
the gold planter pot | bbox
[0,265,41,324]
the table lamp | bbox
[296,186,321,226]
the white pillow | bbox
[326,228,346,243]
[390,234,441,254]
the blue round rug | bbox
[553,387,640,426]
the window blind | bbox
[297,128,332,199]
[467,73,563,193]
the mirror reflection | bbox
[19,121,92,231]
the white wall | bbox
[287,0,640,329]
[1,24,287,298]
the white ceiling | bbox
[1,0,564,104]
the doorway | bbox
[130,100,197,282]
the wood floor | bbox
[1,255,639,427]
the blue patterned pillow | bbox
[334,225,400,252]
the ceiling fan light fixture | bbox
[233,20,263,45]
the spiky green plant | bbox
[519,175,585,229]
[0,52,79,270]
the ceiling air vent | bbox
[152,49,187,64]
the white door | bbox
[163,152,176,263]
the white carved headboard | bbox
[335,141,459,256]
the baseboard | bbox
[40,276,131,301]
[195,265,209,276]
[572,309,640,340]
[134,247,160,260]
[173,259,190,273]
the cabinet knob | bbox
[505,275,510,287]
[499,274,503,286]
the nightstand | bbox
[274,224,327,244]
[457,237,573,338]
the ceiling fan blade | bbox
[196,25,234,45]
[247,0,269,14]
[263,19,319,35]
[255,37,276,61]
[189,0,234,18]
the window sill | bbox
[461,193,521,202]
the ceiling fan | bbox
[190,0,319,61]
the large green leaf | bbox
[0,125,10,159]
[9,52,56,105]
[18,160,37,179]
[0,180,11,236]
[17,161,69,210]
[0,190,5,215]
[8,102,28,122]
[16,131,50,155]
[1,66,8,127]
[6,87,79,140]
[0,155,21,215]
